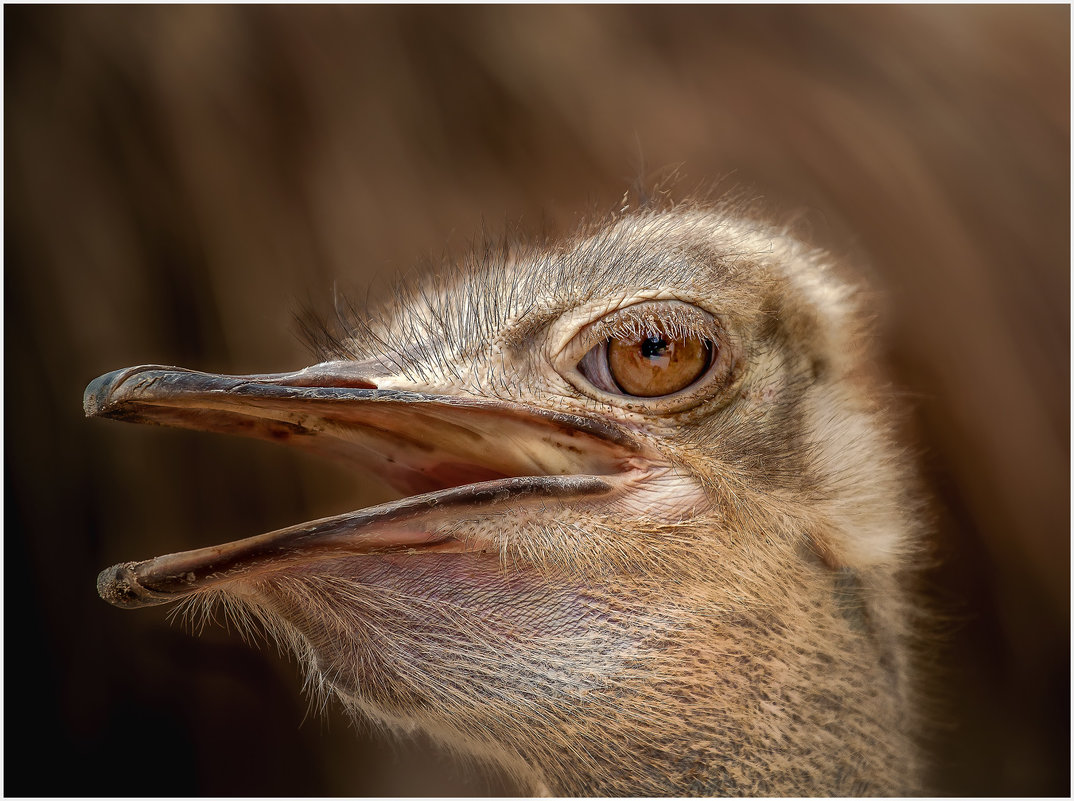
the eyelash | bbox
[579,303,721,354]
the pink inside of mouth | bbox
[390,462,512,496]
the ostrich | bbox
[87,202,923,796]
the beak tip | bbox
[97,562,168,609]
[84,369,126,418]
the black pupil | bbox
[640,336,668,359]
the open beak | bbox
[86,361,645,609]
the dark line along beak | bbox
[86,362,645,608]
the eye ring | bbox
[555,300,736,412]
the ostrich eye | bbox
[565,300,733,408]
[577,331,714,398]
[606,334,712,396]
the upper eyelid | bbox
[577,302,719,349]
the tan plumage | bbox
[88,201,924,795]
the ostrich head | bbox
[87,203,922,795]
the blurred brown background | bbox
[5,5,1068,796]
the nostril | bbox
[275,361,380,389]
[307,376,378,390]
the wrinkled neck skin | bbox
[216,515,917,797]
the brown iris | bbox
[607,334,711,397]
